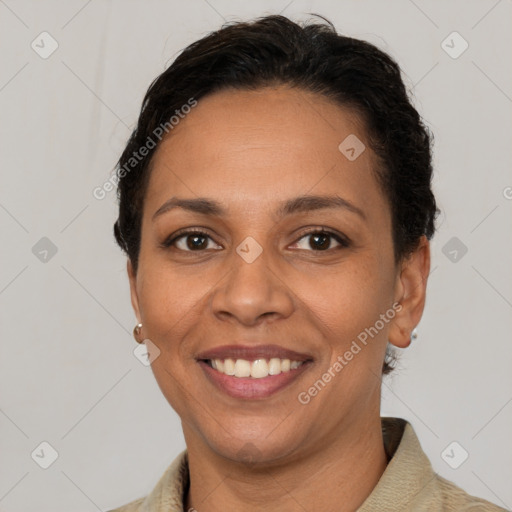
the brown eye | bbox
[163,230,222,252]
[183,233,209,250]
[308,232,331,250]
[291,229,349,251]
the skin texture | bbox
[127,86,430,512]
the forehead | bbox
[144,86,387,220]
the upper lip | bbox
[196,344,314,362]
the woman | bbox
[108,14,506,512]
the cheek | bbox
[137,268,206,417]
[302,260,390,335]
[136,263,220,362]
[297,259,393,386]
[137,270,187,342]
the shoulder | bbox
[106,449,189,512]
[360,418,508,512]
[433,473,509,511]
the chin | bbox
[198,419,305,466]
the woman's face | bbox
[128,86,428,463]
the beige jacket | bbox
[108,417,508,511]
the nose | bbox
[210,246,295,327]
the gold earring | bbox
[133,323,143,344]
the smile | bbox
[195,343,314,399]
[198,358,312,399]
[206,357,304,378]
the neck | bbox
[184,415,388,512]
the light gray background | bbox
[1,0,511,510]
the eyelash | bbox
[160,227,350,253]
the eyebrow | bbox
[152,194,367,222]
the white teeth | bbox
[208,358,305,378]
[224,358,235,375]
[268,358,281,375]
[234,359,251,378]
[250,359,268,379]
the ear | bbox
[127,259,141,322]
[388,235,431,349]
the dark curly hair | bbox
[113,14,439,374]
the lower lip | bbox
[198,360,312,399]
